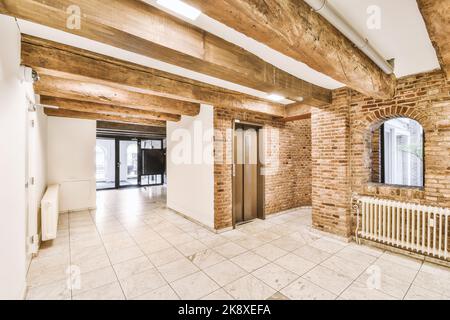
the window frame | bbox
[379,119,425,189]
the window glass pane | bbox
[382,118,423,187]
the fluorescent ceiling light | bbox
[267,94,285,102]
[157,0,202,20]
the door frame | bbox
[231,120,265,228]
[96,135,165,191]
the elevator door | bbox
[234,125,259,224]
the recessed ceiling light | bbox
[267,94,285,102]
[156,0,202,20]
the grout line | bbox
[68,213,73,300]
[88,209,128,300]
[402,260,423,300]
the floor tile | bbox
[203,260,248,287]
[177,240,208,256]
[26,280,71,300]
[321,255,368,279]
[252,244,288,261]
[72,282,125,300]
[133,284,180,300]
[252,263,299,291]
[147,247,184,267]
[274,253,316,276]
[71,245,110,274]
[338,281,395,300]
[271,236,305,251]
[139,238,172,255]
[303,265,354,295]
[334,246,377,267]
[224,275,276,300]
[280,278,336,300]
[310,237,347,254]
[71,265,117,295]
[107,245,144,265]
[202,288,234,300]
[171,271,219,300]
[120,268,167,299]
[231,252,270,272]
[214,242,247,259]
[188,249,226,269]
[404,284,450,300]
[157,258,199,282]
[292,245,331,264]
[113,256,154,280]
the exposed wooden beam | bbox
[96,121,166,136]
[21,35,286,117]
[40,96,181,122]
[184,0,396,99]
[417,0,450,79]
[35,75,200,117]
[44,108,166,127]
[282,103,311,122]
[1,0,331,104]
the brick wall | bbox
[311,89,352,238]
[312,70,450,238]
[214,107,312,230]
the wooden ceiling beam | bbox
[184,0,396,99]
[40,96,181,122]
[96,121,166,136]
[22,35,286,117]
[417,0,450,79]
[35,75,200,117]
[1,0,330,104]
[282,103,311,122]
[44,108,166,127]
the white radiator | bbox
[41,184,60,241]
[356,197,449,260]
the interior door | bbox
[233,124,259,224]
[119,139,138,187]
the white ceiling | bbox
[15,0,440,102]
[328,0,440,77]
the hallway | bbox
[25,188,450,300]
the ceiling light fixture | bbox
[156,0,202,21]
[267,94,285,102]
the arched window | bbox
[371,118,424,188]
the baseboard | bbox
[355,237,450,268]
[310,227,353,243]
[59,206,97,214]
[166,206,217,233]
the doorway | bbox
[96,136,166,190]
[233,122,264,226]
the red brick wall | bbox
[312,71,450,238]
[214,107,312,229]
[311,89,352,238]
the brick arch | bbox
[362,105,429,132]
[351,105,428,191]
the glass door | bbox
[96,138,116,190]
[119,139,139,187]
[140,139,165,186]
[96,137,166,190]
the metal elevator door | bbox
[234,125,258,224]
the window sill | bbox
[367,182,424,191]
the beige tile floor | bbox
[26,187,450,300]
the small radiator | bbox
[356,197,449,260]
[41,184,60,241]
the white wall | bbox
[167,105,215,229]
[0,15,31,299]
[47,117,96,212]
[27,101,48,254]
